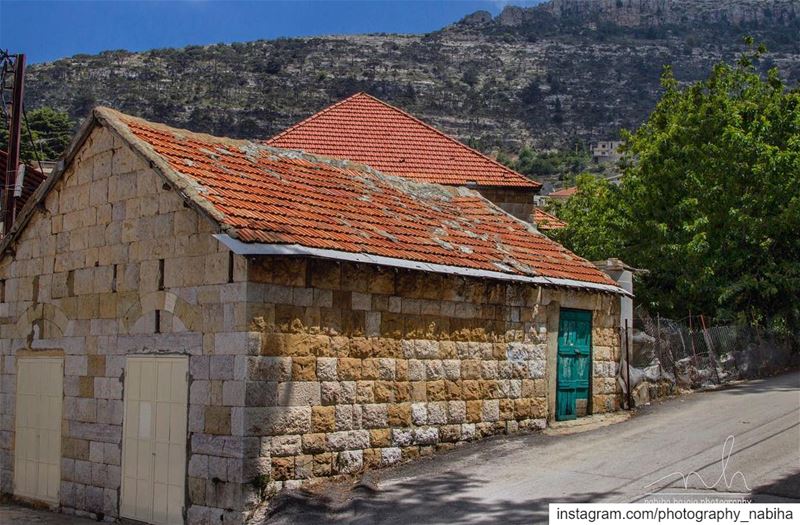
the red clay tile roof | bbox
[533,208,567,230]
[0,150,47,215]
[549,186,578,198]
[104,109,617,288]
[267,93,541,190]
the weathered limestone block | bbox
[245,407,311,436]
[362,404,388,429]
[368,429,391,448]
[277,381,321,406]
[269,435,302,457]
[387,403,411,427]
[67,421,121,444]
[380,447,402,466]
[335,450,363,474]
[321,381,356,406]
[301,433,328,454]
[427,402,448,425]
[316,357,337,381]
[336,405,361,430]
[407,360,425,381]
[205,407,231,435]
[425,360,444,380]
[413,427,438,445]
[327,430,370,451]
[94,377,122,399]
[244,382,277,406]
[337,357,361,380]
[528,359,546,379]
[441,360,461,380]
[426,380,446,401]
[247,356,291,382]
[311,453,333,477]
[439,425,462,443]
[410,403,427,425]
[481,400,500,422]
[311,406,335,433]
[391,428,414,447]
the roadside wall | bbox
[241,256,622,495]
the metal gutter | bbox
[214,234,631,296]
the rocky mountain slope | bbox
[24,0,800,166]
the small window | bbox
[158,259,165,290]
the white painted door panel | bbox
[14,357,63,504]
[121,356,188,525]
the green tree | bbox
[548,174,627,261]
[549,45,800,330]
[1,107,75,162]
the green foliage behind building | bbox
[549,44,800,332]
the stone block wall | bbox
[0,125,252,523]
[476,187,536,223]
[239,256,622,498]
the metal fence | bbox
[624,308,798,398]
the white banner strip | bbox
[549,504,795,524]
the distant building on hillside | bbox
[591,141,623,164]
[547,186,578,203]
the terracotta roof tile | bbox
[549,186,578,197]
[116,111,615,288]
[533,208,567,230]
[0,150,46,220]
[267,93,541,190]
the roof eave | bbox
[214,234,631,297]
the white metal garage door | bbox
[121,356,188,525]
[14,356,63,504]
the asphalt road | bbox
[2,372,797,524]
[265,371,800,524]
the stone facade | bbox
[240,256,621,497]
[0,126,252,523]
[0,122,622,524]
[476,187,536,223]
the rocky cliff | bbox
[24,0,800,165]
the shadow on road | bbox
[751,471,800,502]
[264,470,619,524]
[714,371,799,396]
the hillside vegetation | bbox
[23,0,800,183]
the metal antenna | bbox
[1,51,25,236]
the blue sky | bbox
[1,1,543,64]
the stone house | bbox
[267,92,543,223]
[591,140,623,164]
[0,107,625,524]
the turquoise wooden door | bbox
[556,309,592,421]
